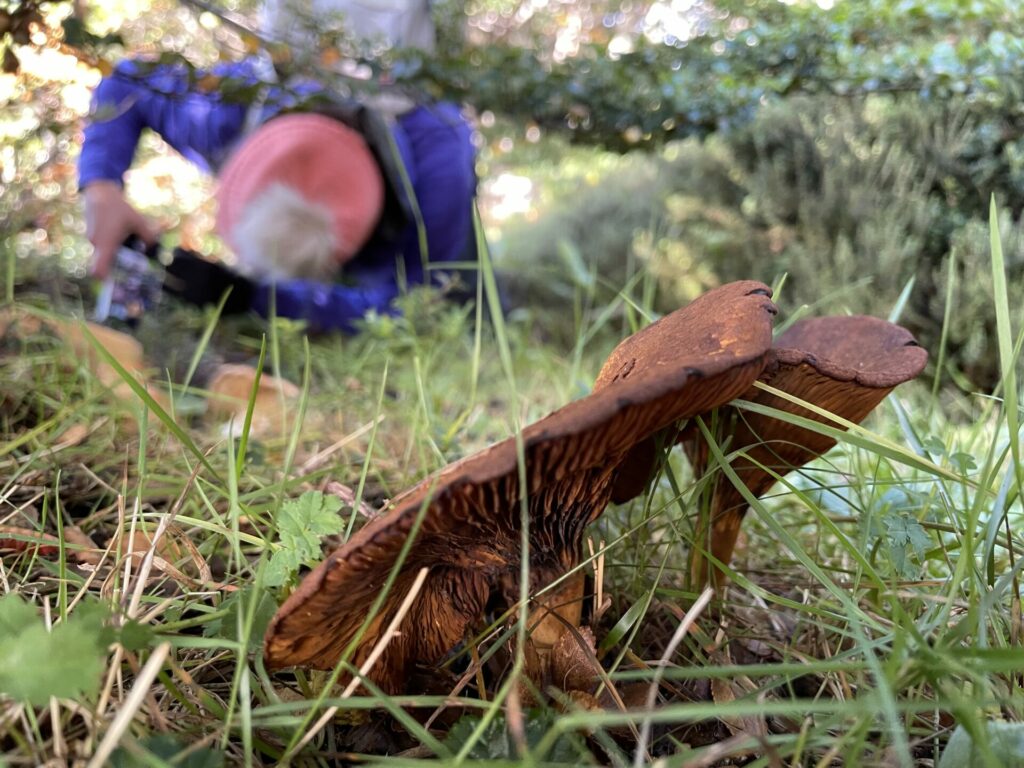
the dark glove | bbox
[162,247,254,315]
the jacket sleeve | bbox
[79,59,255,188]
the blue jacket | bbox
[79,58,477,333]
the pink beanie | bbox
[215,114,385,280]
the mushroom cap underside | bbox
[263,282,779,677]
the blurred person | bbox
[79,52,476,333]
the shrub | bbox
[926,209,1024,388]
[497,93,1020,386]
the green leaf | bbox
[0,595,110,706]
[956,38,975,62]
[60,17,124,48]
[882,512,932,577]
[444,711,587,763]
[599,594,648,652]
[0,593,37,636]
[950,452,978,474]
[111,734,225,768]
[264,547,303,588]
[118,620,156,653]
[939,721,1024,767]
[264,491,344,587]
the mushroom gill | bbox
[263,281,778,693]
[683,315,929,588]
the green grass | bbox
[0,221,1022,767]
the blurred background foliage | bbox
[2,0,1024,388]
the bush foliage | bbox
[3,0,1024,389]
[498,91,1024,387]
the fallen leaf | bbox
[64,525,101,566]
[53,422,90,448]
[711,677,768,739]
[563,689,601,712]
[0,526,60,557]
[123,528,187,565]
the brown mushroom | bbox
[0,308,148,390]
[0,308,170,413]
[683,315,928,587]
[205,363,300,438]
[263,281,778,692]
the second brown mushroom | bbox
[682,315,928,587]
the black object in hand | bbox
[163,248,254,315]
[94,236,165,327]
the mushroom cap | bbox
[732,314,929,498]
[598,280,778,503]
[773,315,928,390]
[684,315,928,584]
[263,281,778,689]
[593,281,777,390]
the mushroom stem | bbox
[525,571,586,652]
[690,504,746,590]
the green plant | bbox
[0,595,110,706]
[263,490,344,587]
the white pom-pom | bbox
[230,183,341,281]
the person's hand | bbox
[83,181,160,279]
[163,247,254,315]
